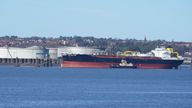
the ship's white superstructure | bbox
[151,47,183,60]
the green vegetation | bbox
[0,36,191,55]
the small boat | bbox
[110,60,137,69]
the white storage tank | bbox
[48,48,58,59]
[0,46,48,59]
[57,46,106,57]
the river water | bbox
[0,66,192,108]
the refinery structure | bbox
[0,46,106,67]
[0,46,48,59]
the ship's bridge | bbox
[151,47,172,59]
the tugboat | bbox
[110,60,137,68]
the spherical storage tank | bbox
[0,46,48,59]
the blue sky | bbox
[0,0,191,41]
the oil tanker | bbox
[61,47,184,69]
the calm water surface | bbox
[0,66,192,108]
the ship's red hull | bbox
[61,61,177,69]
[135,64,173,69]
[61,61,119,68]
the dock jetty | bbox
[0,58,56,67]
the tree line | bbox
[0,35,191,55]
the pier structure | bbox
[0,58,55,67]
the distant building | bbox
[144,36,147,42]
[183,57,192,64]
[184,52,192,56]
[174,42,192,47]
